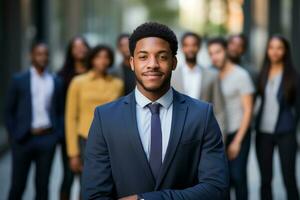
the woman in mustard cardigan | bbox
[65,44,124,197]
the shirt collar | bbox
[135,87,173,109]
[183,63,201,73]
[30,66,50,77]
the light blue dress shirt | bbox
[135,87,173,162]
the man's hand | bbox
[69,156,82,173]
[118,194,138,200]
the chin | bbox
[143,84,163,92]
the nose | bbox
[146,55,159,69]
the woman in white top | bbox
[208,37,254,200]
[256,35,300,200]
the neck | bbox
[92,69,106,78]
[75,61,86,74]
[137,84,171,102]
[186,61,197,69]
[222,60,234,72]
[34,66,46,75]
[219,60,234,79]
[271,62,283,70]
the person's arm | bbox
[54,76,65,140]
[227,93,253,160]
[212,76,226,136]
[295,74,300,125]
[136,105,229,200]
[4,76,18,138]
[82,108,115,200]
[65,78,82,172]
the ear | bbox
[130,56,134,71]
[172,56,177,71]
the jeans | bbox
[226,130,251,200]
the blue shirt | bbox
[135,87,173,162]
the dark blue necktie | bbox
[147,103,162,180]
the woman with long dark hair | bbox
[256,35,300,200]
[58,36,90,200]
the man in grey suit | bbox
[172,32,226,134]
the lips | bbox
[142,71,163,77]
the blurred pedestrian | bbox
[255,35,300,200]
[227,34,258,83]
[172,32,226,134]
[57,36,90,200]
[65,44,124,198]
[5,41,64,200]
[208,37,254,200]
[110,33,136,95]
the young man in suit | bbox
[5,42,63,200]
[83,22,229,200]
[172,32,226,134]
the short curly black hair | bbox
[129,22,178,56]
[86,44,114,69]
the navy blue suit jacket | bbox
[4,70,64,144]
[83,89,229,200]
[256,77,300,134]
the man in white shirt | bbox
[172,32,226,134]
[5,42,63,200]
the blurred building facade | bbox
[0,0,300,152]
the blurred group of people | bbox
[4,29,300,200]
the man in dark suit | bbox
[5,42,63,200]
[83,22,229,200]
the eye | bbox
[159,54,168,60]
[138,55,147,60]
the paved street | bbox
[0,134,299,200]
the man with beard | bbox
[227,34,258,84]
[82,22,229,200]
[172,32,226,134]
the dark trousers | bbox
[60,139,75,200]
[226,130,251,200]
[8,135,56,200]
[79,137,87,199]
[256,132,299,200]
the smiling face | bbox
[130,37,177,94]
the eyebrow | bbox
[137,50,169,54]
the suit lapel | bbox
[122,92,156,186]
[199,67,207,100]
[155,90,188,189]
[25,70,33,121]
